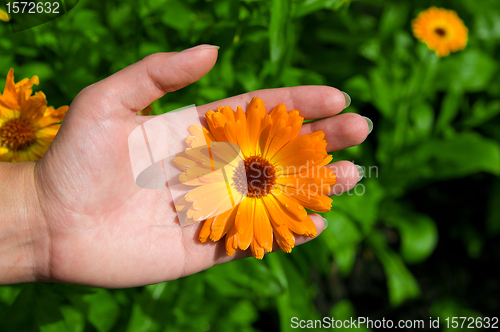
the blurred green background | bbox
[1,0,500,330]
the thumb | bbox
[71,45,219,122]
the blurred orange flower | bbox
[0,69,68,162]
[412,7,468,57]
[0,8,9,22]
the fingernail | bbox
[181,44,220,52]
[342,91,351,108]
[355,164,364,182]
[323,217,329,230]
[362,116,373,134]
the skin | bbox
[0,45,369,288]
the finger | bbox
[197,86,349,120]
[72,45,219,122]
[325,160,360,195]
[300,113,370,151]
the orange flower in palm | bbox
[412,7,468,57]
[0,69,68,162]
[174,98,336,259]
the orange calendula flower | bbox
[0,8,9,22]
[0,69,69,162]
[174,98,336,259]
[412,7,468,57]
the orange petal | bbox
[273,224,295,253]
[270,188,309,221]
[206,111,229,142]
[245,97,266,155]
[264,120,292,159]
[253,198,273,251]
[225,226,237,256]
[263,194,316,237]
[211,207,238,241]
[234,198,254,250]
[235,197,254,234]
[277,184,333,212]
[219,106,236,123]
[276,167,336,195]
[199,217,214,242]
[250,239,265,259]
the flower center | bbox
[232,155,277,198]
[0,118,36,150]
[434,27,446,37]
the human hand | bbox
[25,45,369,287]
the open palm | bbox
[32,45,369,287]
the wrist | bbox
[0,161,50,284]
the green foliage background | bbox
[1,0,500,330]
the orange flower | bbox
[174,98,336,259]
[0,69,68,162]
[412,7,468,57]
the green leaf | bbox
[269,0,289,63]
[391,212,438,264]
[321,210,362,275]
[205,259,281,298]
[410,102,434,137]
[344,75,372,103]
[368,231,420,307]
[60,305,85,332]
[225,300,258,327]
[430,298,483,332]
[329,300,372,331]
[268,253,318,332]
[219,47,236,89]
[0,286,22,306]
[35,286,66,332]
[414,132,500,179]
[369,69,393,117]
[79,289,120,332]
[0,284,35,324]
[126,303,160,332]
[331,180,385,234]
[235,64,260,92]
[329,299,356,320]
[461,225,484,259]
[379,3,409,39]
[17,62,54,82]
[293,0,343,18]
[435,90,462,133]
[436,49,498,92]
[463,100,500,128]
[160,0,195,31]
[107,3,132,29]
[359,39,381,62]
